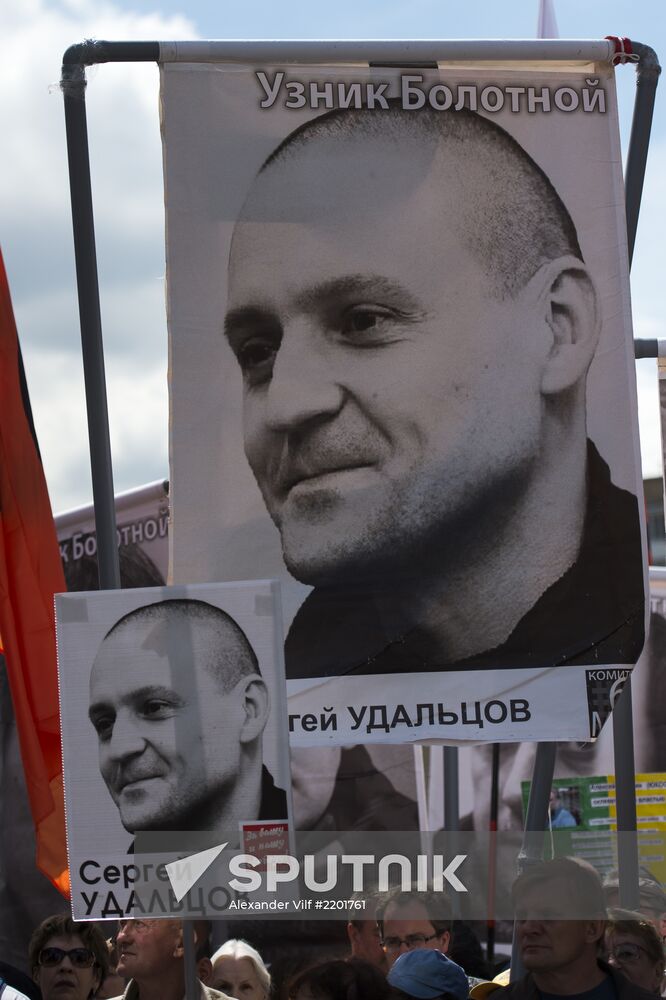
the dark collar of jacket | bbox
[285,440,644,678]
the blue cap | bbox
[388,950,469,1000]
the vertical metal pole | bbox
[624,44,661,264]
[510,742,556,981]
[61,59,120,589]
[443,747,460,831]
[612,685,640,909]
[486,743,500,967]
[612,41,660,911]
[443,747,461,918]
[182,921,199,1000]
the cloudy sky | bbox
[2,0,665,514]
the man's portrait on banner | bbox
[88,598,288,834]
[222,104,644,681]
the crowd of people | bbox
[1,859,665,1000]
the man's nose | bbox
[117,922,133,943]
[263,322,345,431]
[107,712,146,760]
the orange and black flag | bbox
[0,247,69,895]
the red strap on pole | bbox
[605,36,637,65]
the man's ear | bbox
[440,930,451,954]
[197,957,213,985]
[173,925,184,959]
[584,919,606,945]
[238,676,270,744]
[532,256,600,396]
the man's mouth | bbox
[116,773,163,795]
[279,461,374,496]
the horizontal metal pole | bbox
[62,40,159,67]
[62,38,617,69]
[634,339,666,359]
[160,39,615,64]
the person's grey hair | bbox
[211,939,271,995]
[102,598,260,690]
[253,103,583,302]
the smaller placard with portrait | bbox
[56,580,292,919]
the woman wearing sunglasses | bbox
[28,915,110,1000]
[606,909,665,996]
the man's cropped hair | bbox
[376,887,453,936]
[102,598,260,689]
[256,102,583,302]
[512,856,607,919]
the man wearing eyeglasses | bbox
[377,890,452,969]
[111,919,231,1000]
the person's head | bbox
[210,939,271,1000]
[289,958,390,1000]
[603,872,666,935]
[64,540,165,592]
[88,599,269,833]
[447,922,489,980]
[377,890,452,968]
[347,891,387,971]
[226,105,599,589]
[115,918,193,984]
[95,939,126,1000]
[29,914,109,1000]
[512,858,607,982]
[387,949,469,1000]
[606,908,665,995]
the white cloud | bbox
[1,0,196,511]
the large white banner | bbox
[163,61,648,745]
[55,581,292,918]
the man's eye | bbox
[141,700,174,719]
[341,305,396,339]
[235,335,279,384]
[91,715,115,741]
